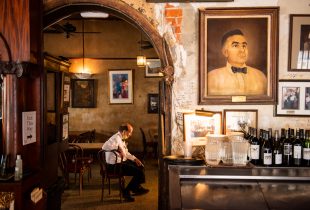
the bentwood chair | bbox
[59,143,93,195]
[97,149,125,202]
[140,127,158,159]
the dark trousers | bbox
[108,160,145,192]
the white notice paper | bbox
[22,111,36,145]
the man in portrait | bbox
[208,29,267,96]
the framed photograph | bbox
[145,59,163,77]
[288,14,310,71]
[148,93,159,114]
[63,74,70,107]
[71,79,96,108]
[62,113,69,141]
[46,72,56,111]
[275,80,310,117]
[108,69,133,104]
[183,110,222,145]
[199,7,279,104]
[223,109,258,135]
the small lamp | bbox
[137,55,146,67]
[75,19,92,79]
[137,32,146,67]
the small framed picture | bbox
[145,59,163,77]
[223,109,258,135]
[71,79,96,108]
[148,93,159,114]
[63,74,70,108]
[62,113,69,141]
[183,110,222,145]
[288,14,310,71]
[275,80,310,117]
[108,69,134,104]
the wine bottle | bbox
[280,128,286,145]
[250,128,260,165]
[293,129,302,166]
[273,130,283,166]
[262,131,272,167]
[283,129,293,166]
[268,128,274,149]
[244,127,251,141]
[303,130,310,166]
[259,129,264,165]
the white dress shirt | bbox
[102,132,136,164]
[208,62,267,96]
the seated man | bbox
[102,123,149,202]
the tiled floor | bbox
[61,158,159,210]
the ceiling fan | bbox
[138,40,154,50]
[44,22,101,38]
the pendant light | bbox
[75,19,92,79]
[137,32,146,67]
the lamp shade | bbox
[137,55,146,67]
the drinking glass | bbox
[231,137,251,166]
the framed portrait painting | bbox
[288,14,310,71]
[71,79,96,108]
[275,80,310,117]
[108,69,134,104]
[199,7,279,105]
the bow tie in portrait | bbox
[231,66,247,74]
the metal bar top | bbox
[175,165,310,181]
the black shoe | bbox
[122,190,135,202]
[131,186,149,195]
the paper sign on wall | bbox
[22,111,36,145]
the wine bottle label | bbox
[275,154,282,165]
[250,145,260,159]
[303,148,310,160]
[293,146,302,158]
[284,144,292,155]
[264,153,272,165]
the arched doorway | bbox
[43,1,173,157]
[43,1,174,208]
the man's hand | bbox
[134,158,144,167]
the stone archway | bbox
[43,1,173,155]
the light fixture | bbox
[75,19,92,79]
[80,11,109,18]
[137,32,146,67]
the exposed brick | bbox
[165,17,177,25]
[176,17,183,25]
[165,3,175,9]
[174,26,181,34]
[175,33,181,41]
[165,9,182,18]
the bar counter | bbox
[167,160,310,210]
